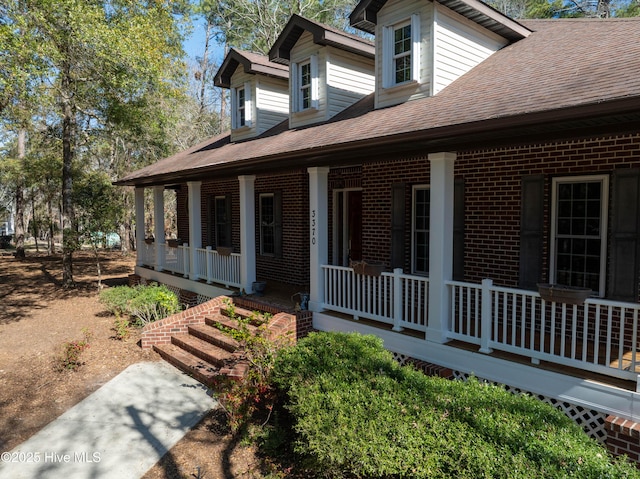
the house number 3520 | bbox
[311,210,316,245]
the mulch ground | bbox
[0,249,269,478]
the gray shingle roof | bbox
[117,18,640,186]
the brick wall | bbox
[458,134,640,288]
[605,415,640,464]
[255,170,309,287]
[354,133,640,291]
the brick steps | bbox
[153,303,269,388]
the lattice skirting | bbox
[390,352,607,443]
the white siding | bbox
[327,48,375,118]
[230,65,289,141]
[432,6,508,94]
[230,68,256,142]
[375,0,433,109]
[255,77,289,133]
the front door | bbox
[334,190,362,266]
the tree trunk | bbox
[14,129,26,259]
[32,190,39,252]
[61,65,76,287]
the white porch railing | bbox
[195,246,241,288]
[163,243,188,276]
[140,241,156,266]
[322,265,429,332]
[138,243,241,289]
[447,279,640,384]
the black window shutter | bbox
[519,174,545,290]
[391,183,406,269]
[274,191,283,259]
[225,194,233,247]
[453,178,465,281]
[609,168,640,302]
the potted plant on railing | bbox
[167,238,182,248]
[350,260,385,277]
[216,246,233,256]
[144,236,154,245]
[537,283,592,305]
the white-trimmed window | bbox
[383,14,421,88]
[550,175,609,296]
[232,82,252,129]
[214,196,229,247]
[293,55,318,111]
[412,186,430,275]
[260,193,275,256]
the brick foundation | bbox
[606,415,640,464]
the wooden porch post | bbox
[135,187,145,267]
[427,152,456,343]
[239,175,256,294]
[187,181,202,280]
[153,186,165,272]
[308,167,329,312]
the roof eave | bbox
[116,97,640,187]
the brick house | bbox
[116,2,640,458]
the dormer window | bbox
[299,61,312,109]
[293,55,319,112]
[237,88,246,127]
[383,14,421,88]
[393,23,412,84]
[232,82,252,129]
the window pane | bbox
[215,198,227,246]
[413,188,429,274]
[553,179,604,292]
[395,56,411,83]
[261,196,275,255]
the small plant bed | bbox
[255,332,640,479]
[212,299,292,435]
[99,283,182,339]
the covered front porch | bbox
[132,176,259,296]
[306,154,640,425]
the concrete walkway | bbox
[0,362,214,479]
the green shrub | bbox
[272,332,640,479]
[99,285,138,316]
[99,283,181,326]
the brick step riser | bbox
[171,336,227,367]
[188,325,238,353]
[154,345,221,388]
[219,307,267,327]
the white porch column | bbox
[134,187,145,266]
[187,181,202,280]
[153,185,165,272]
[308,167,329,312]
[239,175,256,293]
[427,152,456,343]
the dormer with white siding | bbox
[269,15,376,129]
[214,49,289,142]
[350,0,531,109]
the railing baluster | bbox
[571,304,578,360]
[618,307,626,371]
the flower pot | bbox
[167,239,181,248]
[537,283,592,305]
[350,260,385,277]
[144,238,154,245]
[217,246,233,256]
[252,281,267,295]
